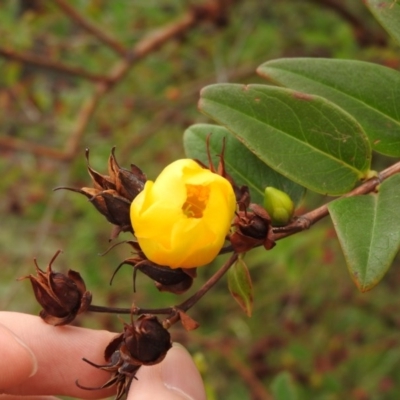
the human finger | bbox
[0,312,116,399]
[128,343,206,400]
[0,396,60,400]
[0,323,37,391]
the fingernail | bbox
[0,325,38,378]
[12,333,38,377]
[161,343,206,400]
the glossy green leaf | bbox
[227,257,253,317]
[328,174,400,292]
[183,124,305,205]
[258,58,400,156]
[271,372,298,400]
[199,84,371,195]
[366,0,400,45]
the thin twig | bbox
[178,252,239,312]
[63,90,104,160]
[120,62,259,158]
[61,0,229,159]
[53,0,128,57]
[0,47,112,83]
[2,1,233,161]
[272,161,400,241]
[87,304,172,315]
[84,162,400,318]
[86,252,239,319]
[106,11,199,86]
[0,136,67,160]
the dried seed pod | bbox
[110,240,197,294]
[77,315,171,400]
[111,241,195,294]
[55,148,146,239]
[121,315,172,364]
[114,258,195,295]
[108,148,146,201]
[19,250,92,326]
[230,203,275,253]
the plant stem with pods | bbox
[86,161,400,326]
[87,252,239,328]
[272,160,400,240]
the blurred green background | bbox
[1,1,400,399]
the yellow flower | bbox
[130,159,236,268]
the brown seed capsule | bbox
[121,315,172,364]
[55,148,146,239]
[118,258,195,295]
[230,203,275,253]
[77,315,171,400]
[19,250,92,326]
[110,241,195,294]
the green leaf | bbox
[257,58,400,156]
[199,84,371,195]
[271,372,298,400]
[366,0,400,46]
[328,174,400,292]
[183,124,305,205]
[227,257,253,317]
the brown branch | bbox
[0,47,112,83]
[106,0,232,85]
[272,161,400,241]
[86,252,239,322]
[63,90,104,160]
[0,136,66,160]
[179,252,239,312]
[2,1,234,161]
[119,62,259,158]
[106,11,199,86]
[53,0,128,57]
[87,304,172,315]
[3,0,231,163]
[61,0,232,160]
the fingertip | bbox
[0,324,38,391]
[0,312,116,398]
[128,343,206,400]
[161,343,206,400]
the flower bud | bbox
[130,159,236,268]
[19,250,92,326]
[263,187,294,226]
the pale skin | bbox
[0,312,206,400]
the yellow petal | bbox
[129,158,236,269]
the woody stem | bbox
[87,252,239,322]
[180,252,239,312]
[87,304,173,315]
[163,252,239,327]
[272,160,400,240]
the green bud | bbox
[263,187,294,226]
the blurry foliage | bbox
[1,0,400,399]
